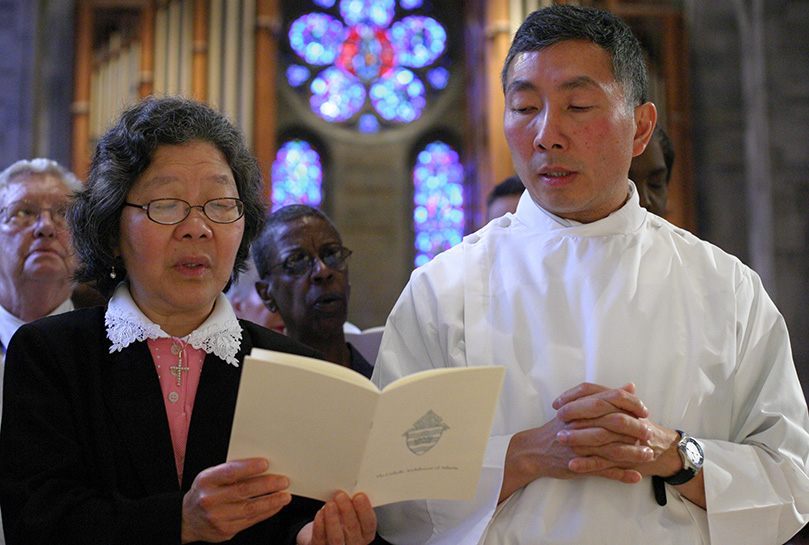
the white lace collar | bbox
[105,283,243,366]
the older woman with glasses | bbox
[0,97,377,545]
[252,205,370,377]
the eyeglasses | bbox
[0,200,70,229]
[124,198,244,225]
[269,245,353,278]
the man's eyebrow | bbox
[505,79,537,96]
[557,75,600,92]
[505,75,602,96]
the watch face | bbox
[685,439,704,465]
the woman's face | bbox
[117,141,244,332]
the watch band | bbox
[663,465,698,486]
[652,475,668,506]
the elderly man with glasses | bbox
[252,204,372,377]
[0,159,86,367]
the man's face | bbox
[0,173,76,291]
[257,217,350,344]
[629,134,669,216]
[503,40,656,223]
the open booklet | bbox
[227,348,505,507]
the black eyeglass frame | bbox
[123,197,245,225]
[268,245,353,278]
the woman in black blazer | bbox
[0,97,377,545]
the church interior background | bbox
[1,0,807,401]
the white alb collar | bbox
[515,180,645,235]
[105,283,243,366]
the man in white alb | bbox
[372,5,809,544]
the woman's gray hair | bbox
[0,158,83,194]
[68,96,266,297]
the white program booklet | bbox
[227,348,505,506]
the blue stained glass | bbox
[415,231,430,251]
[271,139,323,211]
[310,66,366,122]
[286,64,311,87]
[358,114,380,132]
[448,183,463,206]
[427,66,449,89]
[369,68,425,122]
[412,141,465,266]
[289,13,346,65]
[340,0,395,27]
[286,0,452,130]
[389,17,446,69]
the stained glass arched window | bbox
[413,140,464,267]
[271,139,324,211]
[283,0,451,132]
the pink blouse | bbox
[147,337,206,485]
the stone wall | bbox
[686,0,809,400]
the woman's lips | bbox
[174,256,211,276]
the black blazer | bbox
[0,306,325,545]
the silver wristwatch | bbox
[663,430,704,486]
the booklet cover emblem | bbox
[405,410,449,455]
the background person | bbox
[0,97,376,545]
[485,175,524,222]
[253,204,372,377]
[0,158,83,367]
[372,5,809,545]
[629,124,675,216]
[227,259,286,334]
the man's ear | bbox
[632,101,657,157]
[255,280,277,312]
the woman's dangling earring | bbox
[110,266,117,279]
